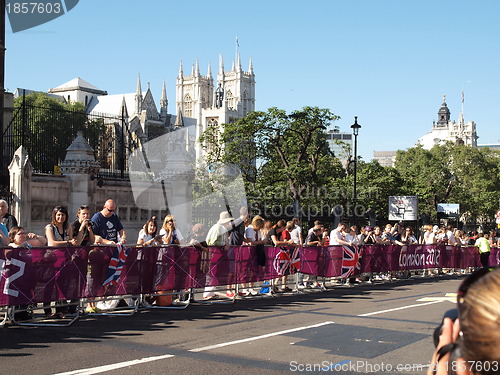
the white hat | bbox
[433,225,439,232]
[217,211,234,224]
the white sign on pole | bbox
[388,196,418,221]
[437,203,460,218]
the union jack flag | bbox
[341,245,362,278]
[290,247,300,273]
[273,247,300,276]
[103,244,130,287]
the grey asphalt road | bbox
[0,275,463,375]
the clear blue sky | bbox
[5,0,500,161]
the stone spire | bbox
[178,60,183,78]
[195,59,200,76]
[218,54,224,75]
[160,81,168,120]
[248,56,254,75]
[135,74,143,114]
[207,62,212,79]
[236,52,242,72]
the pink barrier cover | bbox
[0,244,489,306]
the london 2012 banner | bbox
[0,244,490,307]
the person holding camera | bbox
[71,205,96,246]
[429,268,500,375]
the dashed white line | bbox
[357,300,443,317]
[54,354,176,375]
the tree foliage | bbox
[200,106,344,215]
[12,92,105,173]
[395,142,500,222]
[200,106,500,225]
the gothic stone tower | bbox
[175,54,255,162]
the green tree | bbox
[395,142,500,223]
[200,106,343,216]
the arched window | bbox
[226,90,234,110]
[206,118,219,154]
[184,94,192,117]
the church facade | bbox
[44,53,255,163]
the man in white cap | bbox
[203,208,246,299]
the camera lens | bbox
[433,308,459,347]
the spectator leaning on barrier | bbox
[159,214,184,245]
[71,205,96,246]
[329,222,351,246]
[0,199,18,231]
[8,226,46,248]
[45,206,76,247]
[137,216,159,246]
[91,199,127,244]
[488,230,498,248]
[475,232,491,268]
[203,211,239,299]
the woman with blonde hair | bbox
[159,215,184,244]
[429,268,500,375]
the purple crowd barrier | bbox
[0,244,492,307]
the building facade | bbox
[416,95,477,149]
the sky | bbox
[5,0,500,161]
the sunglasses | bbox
[106,207,115,212]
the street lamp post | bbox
[350,116,361,226]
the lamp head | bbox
[351,116,361,136]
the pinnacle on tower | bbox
[178,60,183,78]
[135,74,143,114]
[237,52,242,72]
[218,54,224,75]
[160,81,168,108]
[248,57,254,75]
[195,59,200,76]
[207,62,212,79]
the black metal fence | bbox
[0,95,139,200]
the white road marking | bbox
[54,354,176,375]
[189,321,335,352]
[357,300,443,317]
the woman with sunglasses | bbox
[429,268,500,375]
[159,215,184,244]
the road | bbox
[0,275,463,374]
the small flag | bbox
[103,244,130,287]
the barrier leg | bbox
[85,295,140,316]
[140,289,191,310]
[11,302,80,327]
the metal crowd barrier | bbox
[0,243,488,327]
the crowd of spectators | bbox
[2,197,500,317]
